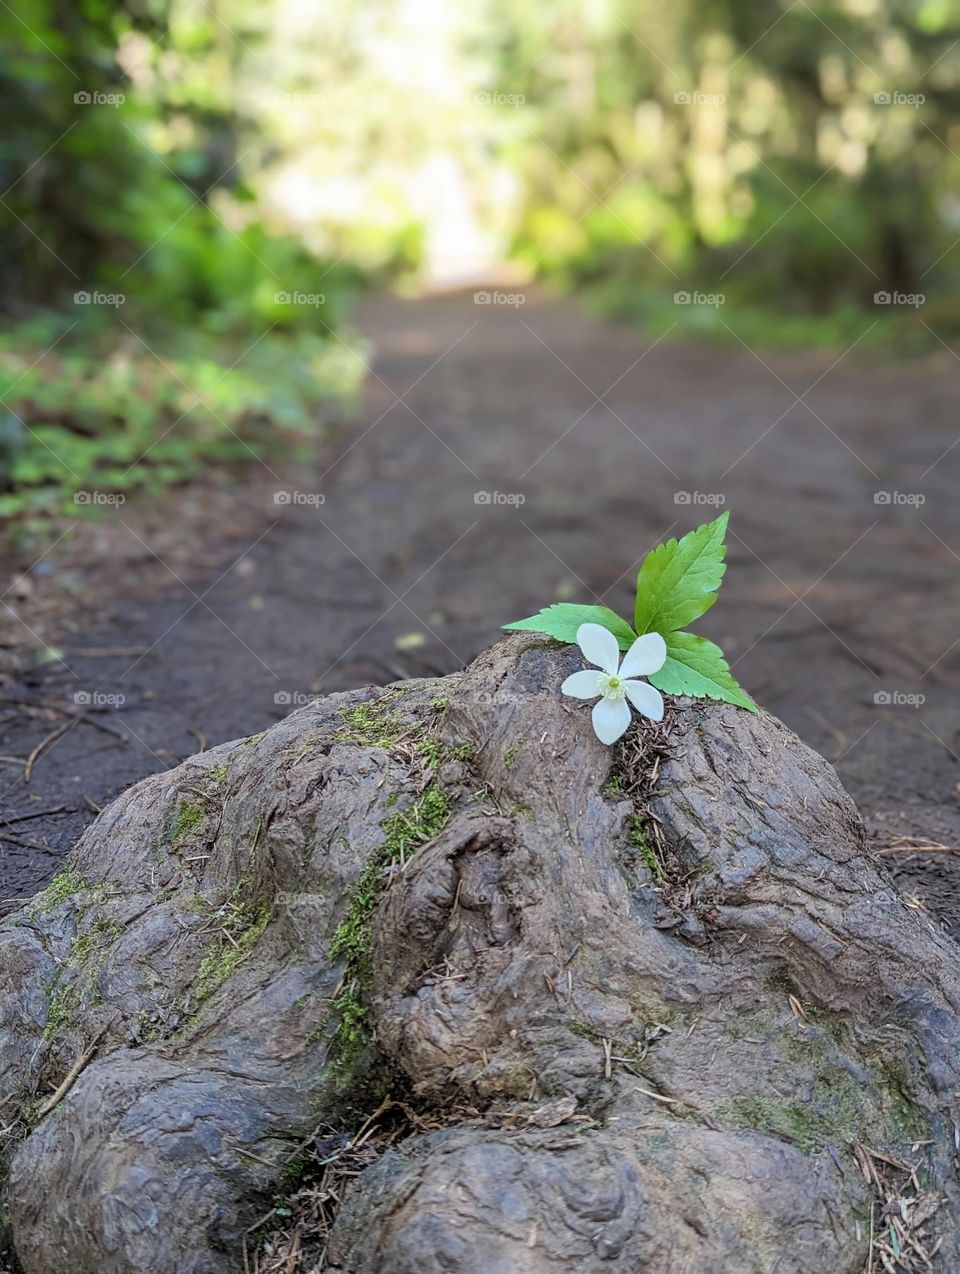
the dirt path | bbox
[2,289,959,927]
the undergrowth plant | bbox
[505,511,755,712]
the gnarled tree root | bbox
[1,635,958,1272]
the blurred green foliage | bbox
[0,0,367,532]
[0,318,365,523]
[494,0,960,343]
[2,0,959,537]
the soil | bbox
[1,287,959,927]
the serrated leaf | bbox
[634,511,729,635]
[648,630,756,711]
[503,603,636,650]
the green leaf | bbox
[503,603,636,650]
[648,630,756,711]
[634,511,729,635]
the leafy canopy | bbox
[504,511,755,711]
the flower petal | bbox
[623,679,664,722]
[576,623,620,674]
[619,631,667,679]
[591,696,631,745]
[561,669,602,699]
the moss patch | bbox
[41,915,122,1042]
[172,800,206,843]
[724,1076,867,1154]
[726,1093,831,1153]
[328,782,452,1076]
[332,691,407,747]
[30,871,92,916]
[414,738,443,769]
[192,893,271,1009]
[415,738,473,770]
[603,774,626,798]
[626,814,661,880]
[722,1020,928,1154]
[874,1058,927,1141]
[43,980,84,1042]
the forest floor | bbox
[2,287,959,930]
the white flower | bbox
[560,623,667,744]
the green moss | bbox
[192,897,271,1008]
[414,736,472,771]
[41,915,122,1041]
[628,815,661,880]
[414,738,442,769]
[327,782,451,1076]
[430,696,449,711]
[763,986,926,1147]
[172,800,206,843]
[764,967,796,996]
[70,916,122,968]
[723,1040,927,1154]
[43,980,83,1041]
[277,1147,310,1191]
[213,763,229,782]
[136,1011,163,1045]
[570,1020,600,1041]
[603,774,625,798]
[30,871,91,916]
[326,986,369,1077]
[503,743,519,770]
[875,1058,927,1140]
[724,1090,865,1154]
[332,691,406,746]
[801,1003,848,1046]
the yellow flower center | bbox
[598,672,626,700]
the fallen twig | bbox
[24,719,76,782]
[35,1018,115,1120]
[0,805,72,827]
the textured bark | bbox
[1,635,958,1272]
